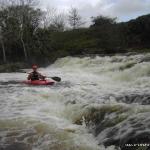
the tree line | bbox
[0,0,150,65]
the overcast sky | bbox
[40,0,150,23]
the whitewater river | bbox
[0,53,150,150]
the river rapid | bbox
[0,53,150,150]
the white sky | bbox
[40,0,150,23]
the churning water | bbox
[0,53,150,150]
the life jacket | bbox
[30,71,39,81]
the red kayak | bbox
[23,80,55,85]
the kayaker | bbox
[28,65,46,81]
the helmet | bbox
[32,64,38,69]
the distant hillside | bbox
[49,14,150,56]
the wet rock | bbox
[105,93,150,105]
[65,100,76,105]
[73,104,129,131]
[120,132,150,150]
[115,94,150,105]
[76,104,150,149]
[118,62,136,71]
[140,55,150,63]
[96,113,150,150]
[1,142,31,150]
[125,52,138,56]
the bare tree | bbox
[0,0,34,61]
[51,13,66,31]
[6,0,39,7]
[17,1,29,61]
[68,7,85,29]
[0,26,6,63]
[42,7,66,31]
[0,4,7,63]
[0,0,28,61]
[0,0,42,62]
[12,0,39,61]
[42,7,57,28]
[19,23,28,61]
[0,0,9,9]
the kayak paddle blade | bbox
[51,77,61,82]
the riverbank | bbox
[0,63,29,73]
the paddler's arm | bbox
[27,73,32,80]
[38,72,46,80]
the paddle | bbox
[19,70,61,82]
[47,76,61,82]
